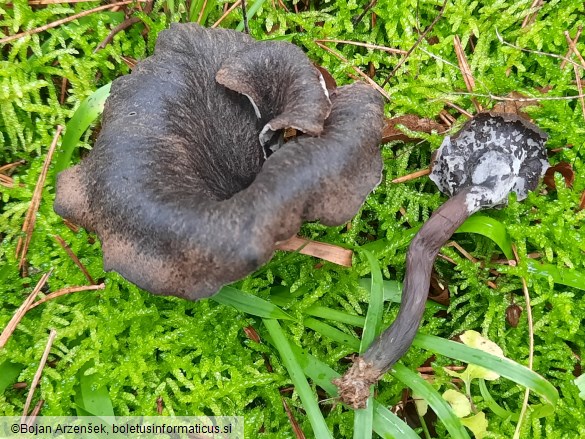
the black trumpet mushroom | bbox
[54,23,385,300]
[334,112,549,408]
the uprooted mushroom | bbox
[54,23,385,300]
[334,111,549,409]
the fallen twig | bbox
[495,28,584,71]
[564,31,585,69]
[314,41,391,100]
[0,271,52,350]
[16,126,63,271]
[453,35,482,113]
[0,160,26,188]
[94,0,153,52]
[53,235,97,284]
[438,110,456,126]
[315,39,406,55]
[392,168,431,183]
[28,284,105,310]
[0,1,138,44]
[381,0,448,87]
[21,329,57,423]
[443,101,474,118]
[197,0,209,24]
[211,0,242,28]
[573,64,585,123]
[95,17,140,52]
[560,27,583,69]
[0,174,14,188]
[352,0,377,26]
[446,240,477,263]
[27,0,102,4]
[0,160,26,173]
[521,0,544,29]
[446,91,585,102]
[59,77,68,105]
[282,398,306,439]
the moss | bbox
[1,0,584,437]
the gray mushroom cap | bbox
[430,112,549,213]
[54,23,385,300]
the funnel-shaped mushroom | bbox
[334,112,549,408]
[54,23,385,300]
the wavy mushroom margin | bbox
[54,23,385,300]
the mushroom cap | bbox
[54,23,385,300]
[429,112,549,213]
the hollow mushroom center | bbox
[161,84,266,202]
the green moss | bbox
[1,0,584,437]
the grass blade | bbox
[235,0,268,31]
[303,317,360,350]
[359,250,385,352]
[54,83,112,175]
[455,214,514,260]
[304,305,366,327]
[413,333,559,408]
[288,343,420,439]
[526,261,585,291]
[263,319,333,439]
[212,286,294,320]
[478,379,519,420]
[392,363,470,439]
[454,215,585,290]
[358,278,403,304]
[353,250,385,439]
[0,362,23,394]
[75,364,115,417]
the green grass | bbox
[1,0,584,437]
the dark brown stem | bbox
[334,188,475,408]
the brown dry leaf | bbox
[382,115,445,143]
[543,162,574,190]
[506,303,523,327]
[243,325,261,343]
[492,91,538,119]
[429,270,450,306]
[275,236,353,267]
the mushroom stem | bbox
[334,187,476,408]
